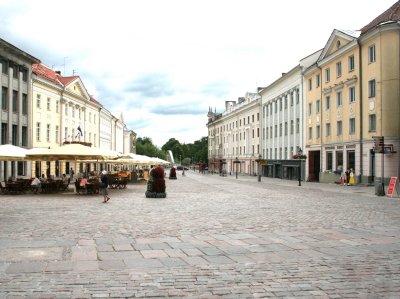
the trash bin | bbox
[375,178,385,196]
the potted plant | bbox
[145,166,167,198]
[169,167,177,180]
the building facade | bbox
[260,50,321,181]
[304,30,361,182]
[207,92,261,176]
[0,38,40,180]
[304,2,400,185]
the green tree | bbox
[136,137,166,160]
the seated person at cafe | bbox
[62,174,69,183]
[31,177,41,193]
[80,176,88,187]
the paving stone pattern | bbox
[0,172,399,298]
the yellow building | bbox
[304,2,400,186]
[32,64,101,178]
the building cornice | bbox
[359,22,400,44]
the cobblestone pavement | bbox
[0,171,399,298]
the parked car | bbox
[176,166,189,170]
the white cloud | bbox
[0,0,395,147]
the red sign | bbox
[387,177,398,197]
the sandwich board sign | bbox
[387,177,399,198]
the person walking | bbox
[349,168,355,186]
[100,170,110,203]
[70,167,74,182]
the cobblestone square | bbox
[0,172,399,298]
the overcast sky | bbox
[0,0,395,147]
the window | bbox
[316,74,320,87]
[65,105,68,116]
[12,63,18,79]
[336,61,342,77]
[296,118,300,133]
[348,55,355,71]
[325,68,330,82]
[275,102,277,113]
[12,125,17,145]
[270,127,272,139]
[94,134,96,146]
[257,113,259,121]
[308,127,313,140]
[296,91,299,104]
[46,124,50,142]
[55,125,59,143]
[349,86,356,102]
[252,129,254,138]
[308,78,312,91]
[22,94,27,114]
[1,58,9,74]
[257,128,259,137]
[290,120,294,134]
[274,125,277,137]
[1,123,7,144]
[369,114,376,132]
[279,99,282,111]
[22,68,28,82]
[308,103,312,116]
[72,107,75,118]
[284,122,288,136]
[46,98,50,110]
[36,122,41,142]
[12,90,18,113]
[56,101,59,113]
[36,94,41,109]
[368,79,376,97]
[252,114,254,122]
[316,125,320,139]
[327,152,333,171]
[279,123,282,136]
[349,118,356,134]
[2,87,8,110]
[326,96,330,110]
[240,119,241,126]
[368,44,376,63]
[336,91,342,107]
[248,116,250,124]
[290,93,294,106]
[65,127,68,140]
[284,96,287,109]
[326,123,331,137]
[21,126,27,146]
[337,121,342,136]
[316,100,320,113]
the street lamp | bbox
[297,148,302,186]
[256,154,262,182]
[234,157,240,179]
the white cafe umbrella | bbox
[0,144,29,160]
[25,143,120,161]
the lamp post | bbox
[234,157,240,179]
[297,148,302,186]
[256,154,262,182]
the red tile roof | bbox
[58,76,79,86]
[33,63,103,105]
[32,63,63,86]
[360,1,400,34]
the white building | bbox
[259,50,321,180]
[207,92,261,175]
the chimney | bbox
[282,73,286,77]
[55,71,61,75]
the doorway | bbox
[308,150,321,182]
